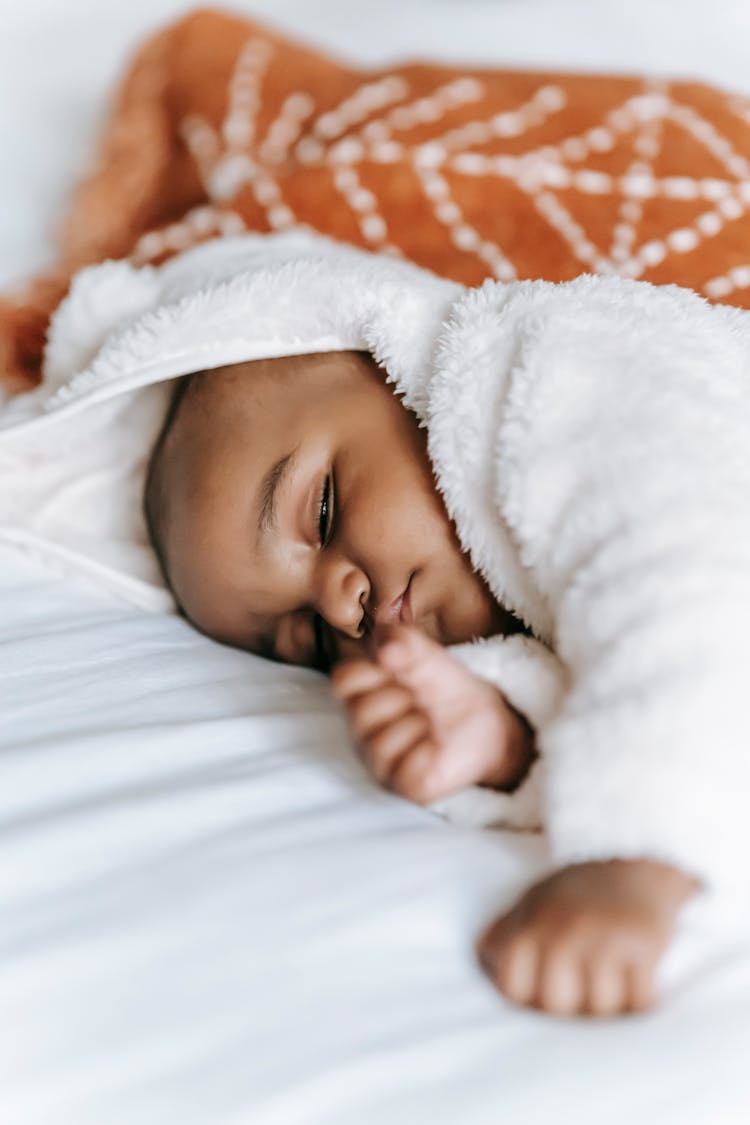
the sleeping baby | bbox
[133,228,750,1020]
[4,230,748,1019]
[143,343,701,1020]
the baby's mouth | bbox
[398,572,415,625]
[373,572,415,628]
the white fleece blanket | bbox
[3,228,750,910]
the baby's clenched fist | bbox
[331,624,535,805]
[477,859,699,1017]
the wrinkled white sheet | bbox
[3,2,750,1122]
[2,547,750,1125]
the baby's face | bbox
[157,351,503,670]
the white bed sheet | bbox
[2,2,750,1122]
[3,547,750,1125]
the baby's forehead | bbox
[167,349,375,476]
[177,350,367,418]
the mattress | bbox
[2,2,750,1122]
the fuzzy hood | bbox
[0,232,463,610]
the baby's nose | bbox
[318,558,370,639]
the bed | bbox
[2,2,750,1122]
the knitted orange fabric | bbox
[4,6,750,391]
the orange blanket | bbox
[4,5,750,392]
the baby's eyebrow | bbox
[257,445,300,538]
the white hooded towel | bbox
[2,229,749,902]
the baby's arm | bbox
[331,624,535,804]
[333,624,700,1018]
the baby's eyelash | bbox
[318,474,333,546]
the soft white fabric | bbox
[0,233,459,609]
[427,276,750,899]
[3,228,750,905]
[4,544,750,1125]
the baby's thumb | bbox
[375,623,441,678]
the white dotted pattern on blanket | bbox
[131,36,750,296]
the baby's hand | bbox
[477,859,699,1018]
[331,623,534,805]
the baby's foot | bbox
[477,859,699,1018]
[331,624,534,805]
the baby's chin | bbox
[440,601,525,648]
[422,606,485,649]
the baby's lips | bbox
[371,572,414,630]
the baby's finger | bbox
[536,949,583,1017]
[495,933,540,1010]
[387,739,452,804]
[476,913,514,978]
[624,960,657,1014]
[346,684,417,740]
[331,658,392,701]
[363,713,431,786]
[585,956,627,1018]
[376,624,443,684]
